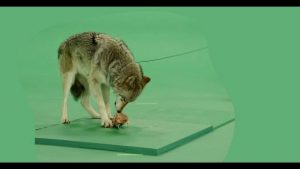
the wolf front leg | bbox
[89,78,113,128]
[81,91,101,119]
[101,84,113,119]
[61,71,76,124]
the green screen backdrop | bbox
[0,7,299,162]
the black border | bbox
[0,162,300,165]
[1,0,300,6]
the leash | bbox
[137,46,208,63]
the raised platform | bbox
[35,118,212,156]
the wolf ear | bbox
[142,76,151,86]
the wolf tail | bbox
[70,76,85,101]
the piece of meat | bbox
[111,112,128,128]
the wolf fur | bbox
[58,32,150,127]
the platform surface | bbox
[36,118,212,155]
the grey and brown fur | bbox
[58,32,150,127]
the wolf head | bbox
[113,63,151,113]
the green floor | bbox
[18,10,235,161]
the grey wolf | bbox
[58,32,150,127]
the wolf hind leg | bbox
[61,71,76,124]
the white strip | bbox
[117,153,143,156]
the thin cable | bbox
[137,46,208,63]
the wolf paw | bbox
[101,118,113,128]
[61,118,70,124]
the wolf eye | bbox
[121,97,127,102]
